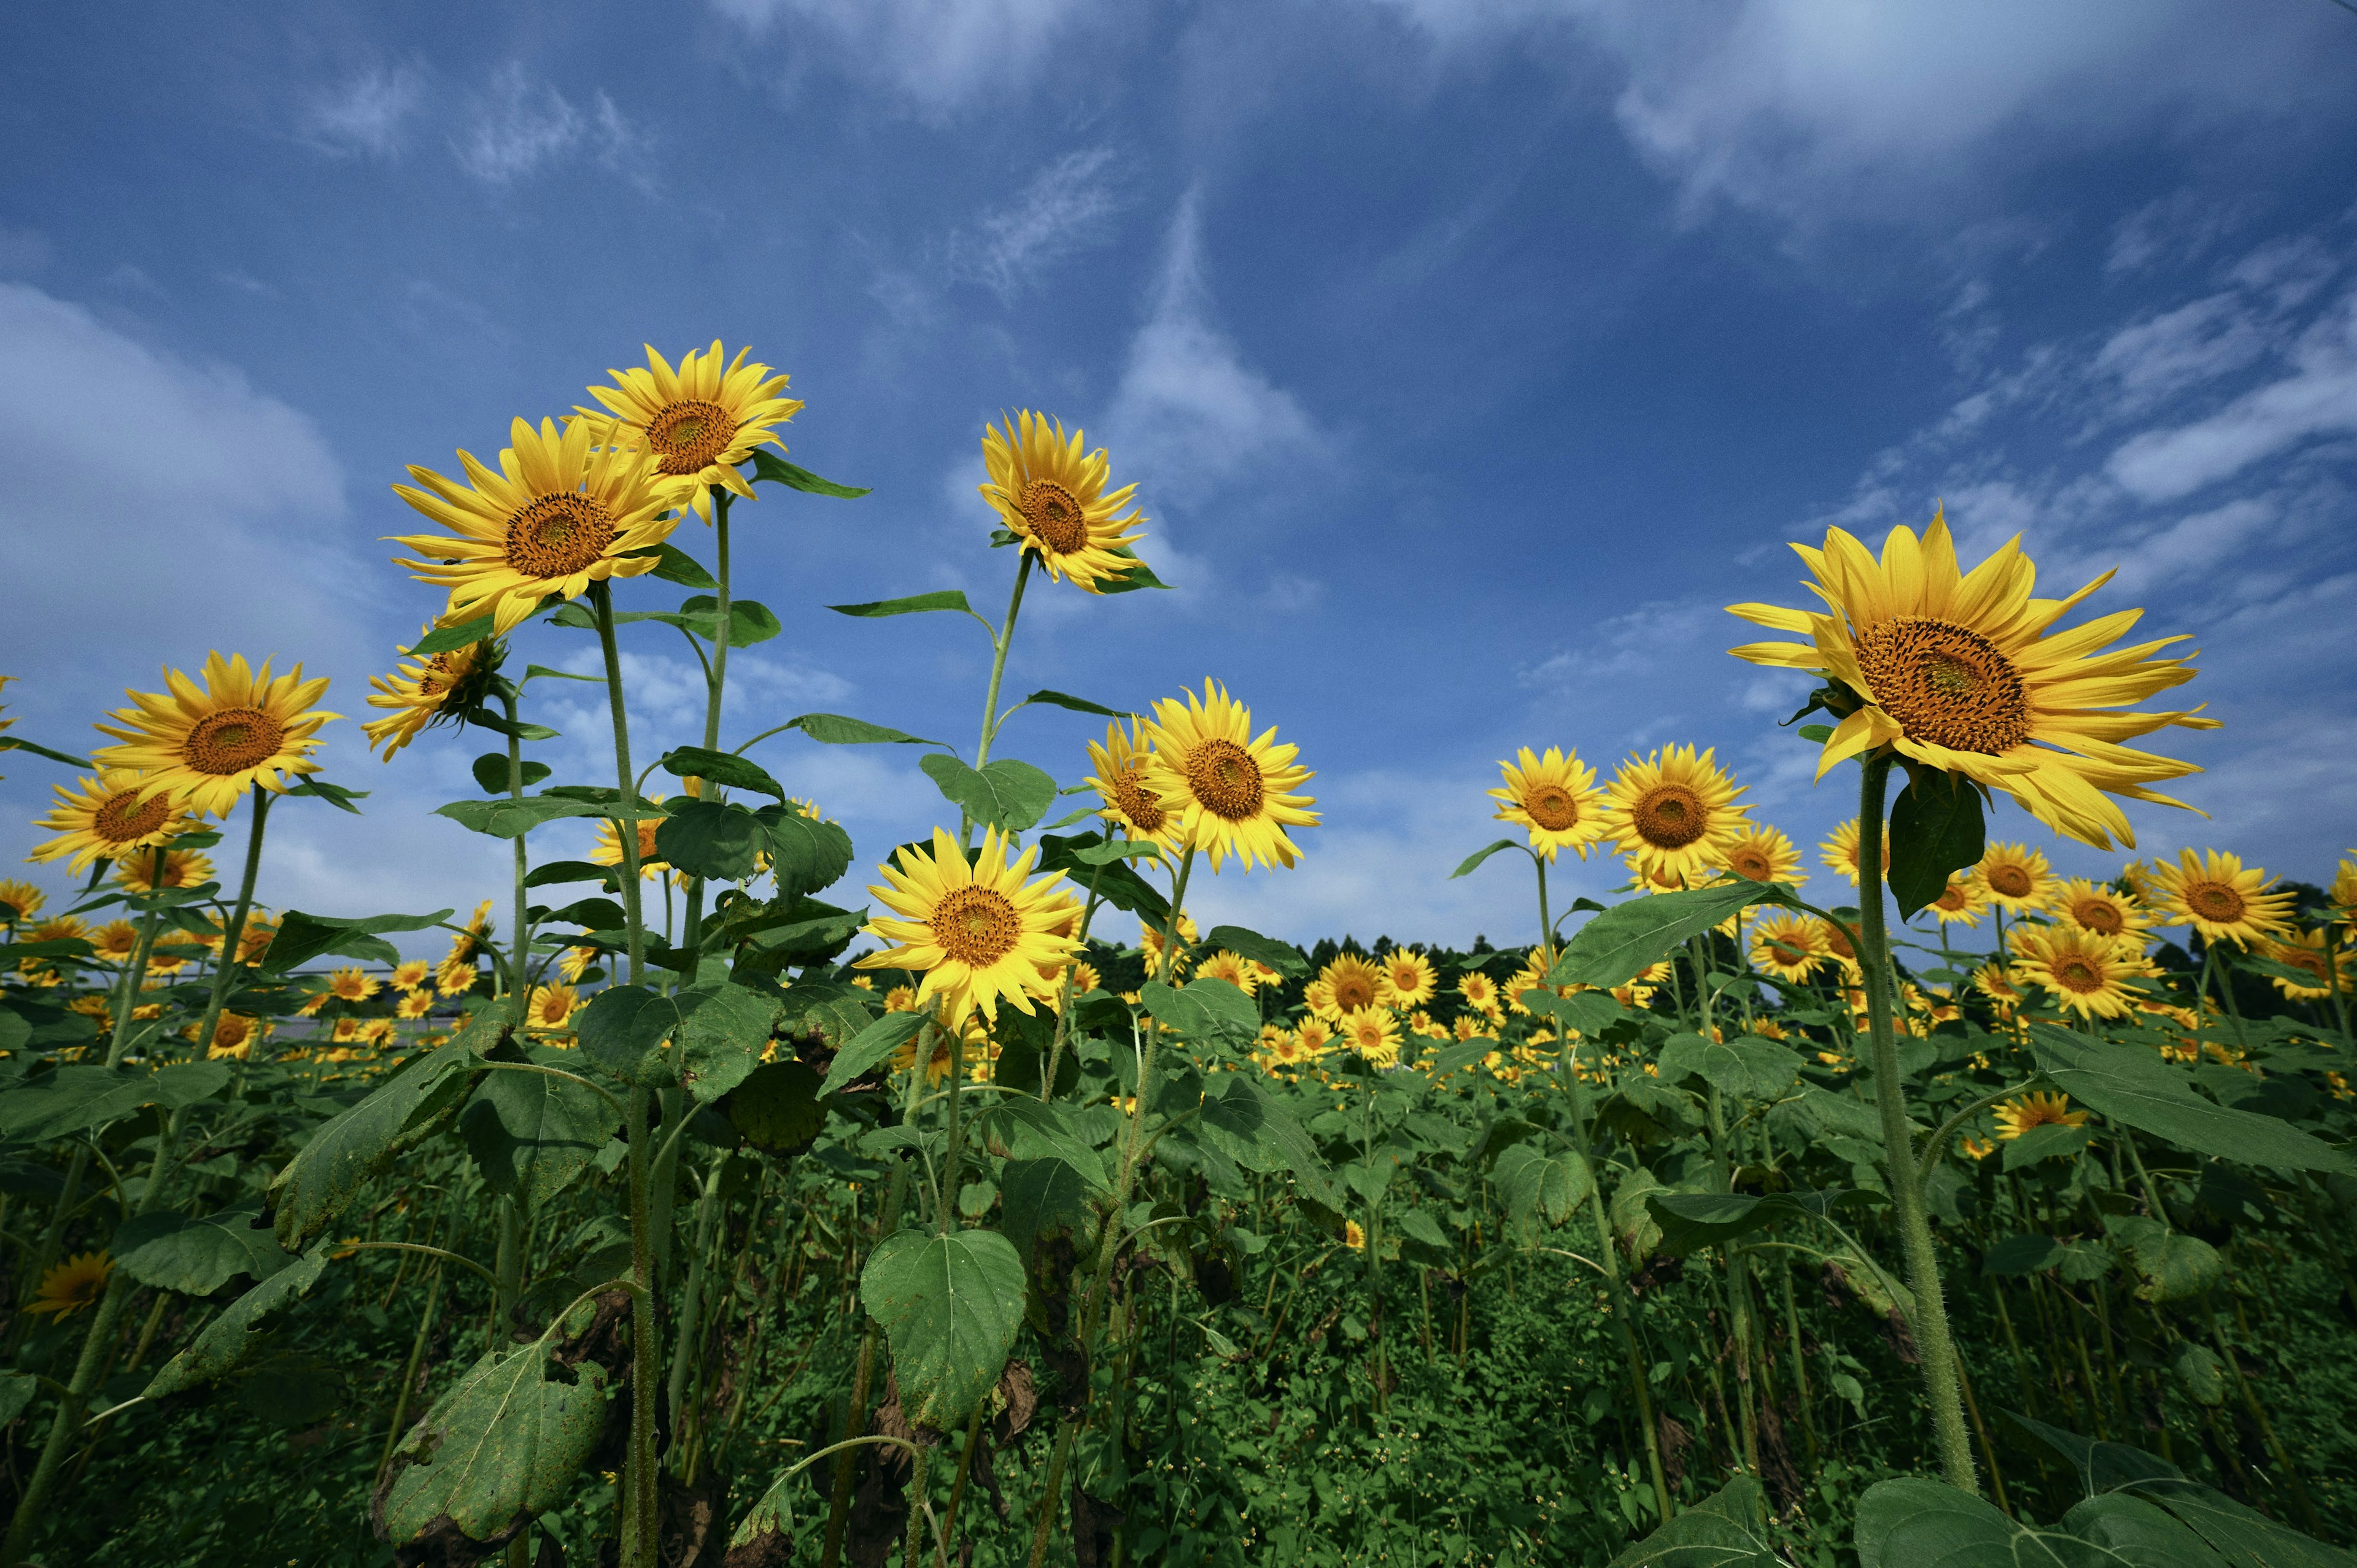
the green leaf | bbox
[1139,978,1260,1052]
[787,713,943,746]
[1982,1234,2065,1275]
[829,590,975,618]
[749,450,870,498]
[2126,1479,2356,1567]
[379,1346,608,1551]
[284,776,370,812]
[820,1011,929,1097]
[270,1010,506,1251]
[0,1061,229,1143]
[1525,989,1631,1040]
[757,807,856,899]
[2027,1023,2352,1173]
[237,1350,345,1429]
[1887,770,1986,921]
[1606,1475,1776,1566]
[1547,881,1803,989]
[435,794,664,840]
[1611,1170,1669,1264]
[1196,1074,1340,1210]
[457,707,557,743]
[2060,1493,2232,1566]
[1493,1143,1592,1230]
[656,800,765,882]
[1021,689,1126,718]
[1096,557,1170,593]
[659,746,785,801]
[471,753,552,795]
[1034,833,1169,922]
[2108,1218,2222,1303]
[644,542,718,589]
[1646,1189,1864,1257]
[1000,1157,1099,1266]
[676,593,783,647]
[1425,1038,1500,1078]
[858,1229,1027,1430]
[261,907,456,973]
[1202,924,1309,980]
[724,1061,826,1156]
[1855,1477,2124,1567]
[575,983,779,1100]
[2169,1343,2227,1408]
[406,614,497,657]
[112,1198,290,1296]
[978,1100,1110,1190]
[1998,1412,2183,1500]
[2003,1121,2096,1170]
[920,754,1058,833]
[1655,1033,1802,1101]
[523,860,619,892]
[144,1248,333,1398]
[0,1372,34,1428]
[1450,838,1525,879]
[459,1048,619,1207]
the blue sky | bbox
[4,0,2356,952]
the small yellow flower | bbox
[29,1251,113,1318]
[1377,950,1437,1010]
[1994,1091,2088,1140]
[1343,1219,1368,1251]
[392,959,432,992]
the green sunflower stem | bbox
[1856,751,1977,1493]
[502,686,531,1000]
[185,785,273,1064]
[681,487,733,956]
[963,554,1034,850]
[590,581,648,989]
[1534,852,1554,970]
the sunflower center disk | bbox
[2189,882,2245,922]
[1020,481,1089,555]
[1334,976,1376,1011]
[1854,617,2032,754]
[648,399,737,475]
[1730,848,1773,882]
[506,492,619,579]
[1112,768,1166,832]
[1188,740,1266,822]
[2075,901,2123,935]
[932,886,1022,968]
[1633,785,1708,850]
[2056,959,2102,992]
[1524,785,1582,832]
[93,789,171,844]
[1988,866,2033,898]
[1935,885,1968,911]
[184,708,287,776]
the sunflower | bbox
[189,1011,262,1059]
[1977,842,2056,913]
[1139,914,1200,980]
[89,920,139,962]
[856,827,1078,1025]
[235,913,278,967]
[390,415,692,636]
[1817,917,1866,981]
[28,768,199,876]
[578,342,803,521]
[436,956,479,998]
[1723,824,1806,889]
[1819,819,1886,887]
[329,1018,362,1044]
[882,984,921,1014]
[1960,1136,1996,1161]
[1140,682,1318,873]
[1084,720,1182,852]
[320,967,375,1004]
[0,879,44,925]
[2052,878,2154,946]
[1196,950,1261,995]
[2150,849,2296,948]
[1600,746,1750,886]
[1453,1013,1484,1042]
[1296,1016,1336,1055]
[396,990,436,1021]
[528,984,582,1032]
[1338,1006,1400,1068]
[26,916,89,947]
[1924,875,1991,929]
[1457,971,1501,1016]
[1378,950,1438,1010]
[1310,954,1385,1021]
[28,1251,112,1319]
[363,625,498,760]
[358,1018,396,1046]
[1994,1091,2089,1140]
[891,1005,992,1086]
[1342,1219,1368,1251]
[1070,960,1102,995]
[978,412,1148,592]
[1748,912,1826,981]
[557,944,599,984]
[112,848,214,895]
[592,800,673,882]
[391,959,432,992]
[1488,747,1608,861]
[1728,509,2218,851]
[1267,1029,1314,1072]
[2013,926,2149,1021]
[2329,854,2357,930]
[2261,929,2349,1003]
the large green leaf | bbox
[2105,1218,2223,1303]
[2028,1024,2351,1173]
[1139,977,1260,1052]
[379,1347,608,1551]
[1547,881,1802,989]
[1000,1157,1100,1265]
[271,1010,505,1251]
[0,1060,229,1143]
[785,713,941,746]
[659,746,784,801]
[459,1047,618,1207]
[819,1010,929,1097]
[655,800,765,882]
[1646,1189,1862,1257]
[756,806,856,898]
[859,1229,1028,1429]
[1855,1477,2126,1567]
[2061,1494,2232,1567]
[260,907,456,972]
[829,589,975,618]
[1982,1234,2065,1276]
[724,1061,826,1155]
[112,1198,290,1296]
[1887,771,1986,921]
[576,982,780,1102]
[920,754,1057,833]
[1655,1034,1802,1102]
[749,449,870,498]
[1202,924,1309,979]
[1606,1475,1776,1567]
[675,593,782,647]
[2127,1481,2357,1567]
[1034,832,1170,922]
[978,1100,1110,1189]
[1194,1073,1339,1209]
[1997,1413,2183,1501]
[1493,1143,1592,1230]
[144,1249,332,1398]
[433,795,632,840]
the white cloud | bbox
[710,0,1094,115]
[952,148,1124,300]
[298,63,427,158]
[448,67,648,187]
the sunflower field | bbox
[5,342,2357,1568]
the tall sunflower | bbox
[390,415,692,636]
[1728,509,2218,851]
[1749,911,1825,981]
[1924,875,1990,929]
[855,827,1078,1025]
[1977,842,2055,913]
[1378,949,1438,1010]
[1723,824,1806,889]
[2053,878,2154,946]
[1308,954,1385,1021]
[1599,745,1749,885]
[114,848,213,894]
[1337,1006,1401,1069]
[1083,720,1183,852]
[1819,818,1886,887]
[1140,681,1318,873]
[591,798,676,884]
[578,341,803,521]
[364,625,499,760]
[2261,929,2349,1003]
[2150,849,2296,948]
[28,1251,112,1319]
[92,653,338,819]
[978,411,1147,592]
[28,768,197,876]
[1488,747,1608,861]
[1994,1092,2088,1140]
[0,879,44,925]
[2012,925,2148,1021]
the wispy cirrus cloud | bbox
[950,147,1126,301]
[297,63,428,158]
[452,64,650,187]
[708,0,1098,116]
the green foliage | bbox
[858,1228,1028,1429]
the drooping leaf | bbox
[145,1249,333,1398]
[1887,771,1987,921]
[1655,1034,1803,1102]
[1493,1143,1592,1230]
[471,753,552,795]
[1547,881,1803,990]
[1196,1073,1339,1209]
[1854,1477,2123,1567]
[1021,689,1126,718]
[1034,832,1169,922]
[1606,1475,1777,1567]
[749,450,870,498]
[1202,924,1309,979]
[459,1048,619,1208]
[1139,978,1261,1052]
[2169,1343,2227,1408]
[756,806,856,899]
[1450,838,1525,879]
[1646,1189,1864,1257]
[655,800,765,882]
[659,746,786,801]
[978,1099,1112,1189]
[819,1011,929,1097]
[379,1346,608,1551]
[112,1198,290,1296]
[435,795,664,841]
[2125,1478,2356,1568]
[675,593,782,647]
[859,1229,1028,1429]
[2061,1493,2232,1567]
[1000,1158,1101,1267]
[785,713,942,746]
[2000,1412,2184,1500]
[829,590,976,619]
[920,754,1058,833]
[2029,1023,2351,1173]
[576,982,780,1102]
[260,907,457,973]
[724,1061,826,1156]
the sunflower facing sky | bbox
[1818,817,1886,887]
[1749,911,1826,982]
[1140,681,1318,873]
[1977,841,2056,913]
[1083,719,1182,853]
[364,625,497,760]
[1488,746,1608,861]
[1995,1091,2089,1140]
[2150,848,2297,948]
[27,767,196,875]
[856,827,1078,1025]
[978,411,1147,592]
[1599,745,1749,886]
[93,653,338,819]
[2012,925,2149,1021]
[578,341,803,520]
[1307,953,1385,1021]
[1728,509,2218,851]
[2053,878,2155,946]
[390,415,692,636]
[1923,875,1991,929]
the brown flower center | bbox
[184,708,285,776]
[1186,739,1265,821]
[92,789,171,844]
[505,492,618,579]
[1729,844,1775,882]
[1524,783,1583,832]
[2286,950,2326,981]
[1633,784,1707,850]
[1987,864,2035,900]
[646,399,737,475]
[1332,971,1378,1012]
[2187,881,2245,923]
[932,886,1021,968]
[1822,921,1859,962]
[2072,897,2123,936]
[1853,617,2031,754]
[1106,765,1167,833]
[2055,957,2103,993]
[1935,883,1968,912]
[1020,479,1089,555]
[1768,940,1810,967]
